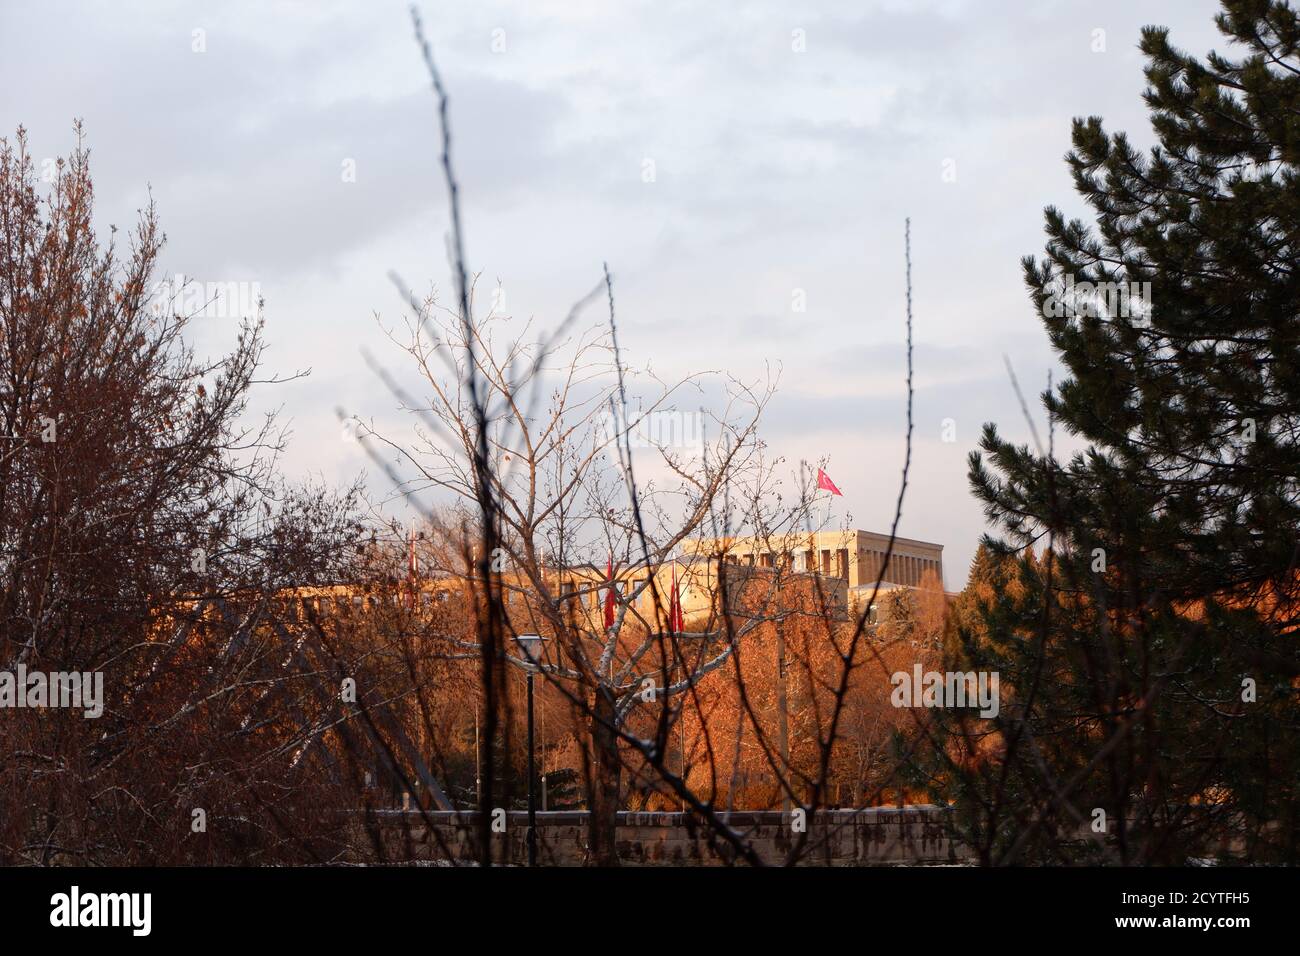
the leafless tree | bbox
[0,123,373,864]
[335,9,923,866]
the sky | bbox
[1,0,1230,588]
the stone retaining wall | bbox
[373,806,971,866]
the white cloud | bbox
[0,0,1228,584]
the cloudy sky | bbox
[2,0,1228,587]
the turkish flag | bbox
[604,556,617,630]
[816,468,842,496]
[668,562,684,634]
[406,529,418,608]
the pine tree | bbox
[914,0,1300,863]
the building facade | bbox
[682,529,944,595]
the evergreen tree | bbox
[913,0,1300,863]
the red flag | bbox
[603,555,616,630]
[816,467,842,496]
[668,561,684,634]
[406,529,418,608]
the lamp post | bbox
[515,633,544,866]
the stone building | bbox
[682,529,945,612]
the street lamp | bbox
[514,633,545,867]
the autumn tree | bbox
[0,124,366,864]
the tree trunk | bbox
[588,690,621,866]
